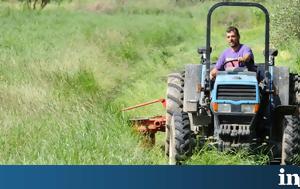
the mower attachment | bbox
[122,98,166,145]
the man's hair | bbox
[226,26,240,37]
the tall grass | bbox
[0,0,295,164]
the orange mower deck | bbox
[122,98,166,145]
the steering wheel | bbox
[223,58,241,71]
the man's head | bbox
[226,26,240,48]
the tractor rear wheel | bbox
[169,111,194,165]
[290,74,300,105]
[281,115,300,165]
[281,73,300,164]
[165,72,184,156]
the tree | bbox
[271,0,300,46]
[22,0,50,10]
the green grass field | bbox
[0,0,298,164]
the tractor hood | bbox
[211,71,259,106]
[215,71,257,84]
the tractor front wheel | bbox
[169,111,194,165]
[165,72,184,157]
[281,115,300,165]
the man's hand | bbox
[238,56,245,63]
[238,54,251,63]
[210,68,217,80]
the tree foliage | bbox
[18,0,65,10]
[271,0,300,46]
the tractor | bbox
[165,2,300,165]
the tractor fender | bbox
[273,66,290,106]
[257,64,290,106]
[183,64,202,112]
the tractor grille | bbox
[219,115,253,125]
[217,85,256,101]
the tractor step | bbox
[269,158,281,165]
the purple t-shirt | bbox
[215,44,255,71]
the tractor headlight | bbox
[241,104,259,113]
[218,104,231,113]
[241,104,254,113]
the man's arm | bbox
[210,67,218,80]
[238,53,251,63]
[238,46,254,64]
[210,51,226,80]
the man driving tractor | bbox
[210,26,256,80]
